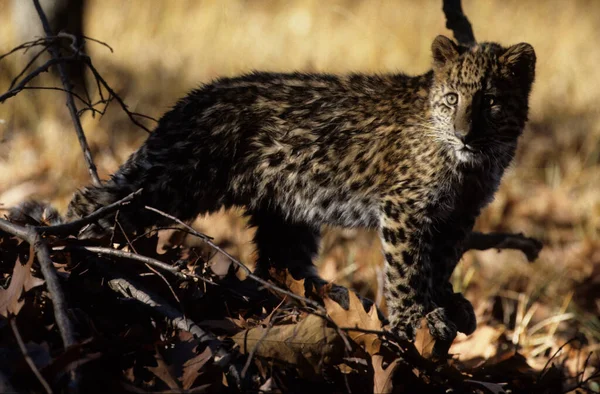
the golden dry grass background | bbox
[1,0,599,373]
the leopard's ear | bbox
[431,35,459,70]
[500,43,536,88]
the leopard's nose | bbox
[454,129,468,142]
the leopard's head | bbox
[428,35,536,168]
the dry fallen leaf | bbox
[465,379,507,394]
[182,346,213,389]
[0,248,44,317]
[323,291,410,393]
[323,289,384,355]
[147,347,182,390]
[232,313,344,378]
[269,268,306,298]
[414,318,436,359]
[372,355,401,394]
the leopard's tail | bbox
[65,146,153,239]
[8,200,64,227]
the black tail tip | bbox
[8,200,64,226]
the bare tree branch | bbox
[442,0,476,46]
[32,235,77,350]
[0,37,157,130]
[0,221,77,358]
[32,0,101,187]
[0,56,79,103]
[60,245,191,280]
[464,231,543,262]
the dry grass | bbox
[1,0,599,379]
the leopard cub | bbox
[66,35,536,345]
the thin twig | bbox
[32,0,101,186]
[115,218,182,305]
[130,226,210,244]
[0,37,50,61]
[36,189,143,236]
[57,245,190,280]
[9,46,51,89]
[54,242,217,286]
[0,7,157,175]
[0,56,78,103]
[538,337,578,383]
[81,35,114,53]
[3,55,113,119]
[83,59,156,132]
[23,86,93,108]
[10,318,53,394]
[145,206,212,241]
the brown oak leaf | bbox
[232,313,344,378]
[0,248,44,317]
[323,289,384,355]
[414,318,436,359]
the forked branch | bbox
[32,0,101,187]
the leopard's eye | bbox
[483,95,496,107]
[444,93,458,106]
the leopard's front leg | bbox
[379,199,457,343]
[430,218,478,337]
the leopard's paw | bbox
[425,307,458,357]
[447,292,477,335]
[425,307,457,343]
